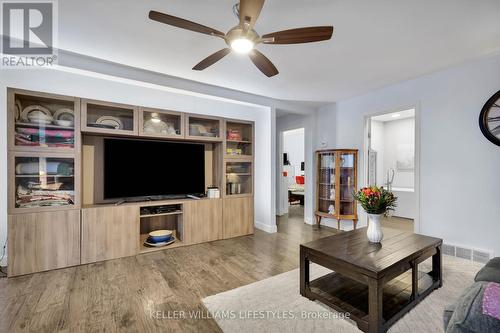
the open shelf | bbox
[309,269,434,323]
[139,233,184,253]
[139,203,184,253]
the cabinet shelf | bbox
[15,122,75,130]
[226,139,252,144]
[15,174,74,178]
[139,234,184,253]
[139,211,182,218]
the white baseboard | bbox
[254,221,277,233]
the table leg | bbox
[315,215,322,228]
[432,245,443,287]
[411,260,418,301]
[368,279,384,333]
[300,248,313,300]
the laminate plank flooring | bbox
[0,208,338,333]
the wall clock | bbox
[479,90,500,146]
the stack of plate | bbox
[144,230,175,247]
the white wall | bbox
[283,128,305,176]
[383,117,415,189]
[318,53,500,255]
[0,67,276,265]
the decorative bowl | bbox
[148,229,173,242]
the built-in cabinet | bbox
[185,114,223,141]
[223,197,254,238]
[81,205,139,264]
[81,99,139,135]
[184,199,223,244]
[7,210,81,276]
[6,88,255,277]
[139,107,184,139]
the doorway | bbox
[366,108,418,232]
[281,128,305,218]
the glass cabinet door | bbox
[339,152,356,216]
[225,121,252,158]
[83,100,136,134]
[141,109,183,138]
[226,162,252,195]
[317,152,336,215]
[14,156,76,209]
[13,93,76,149]
[187,116,221,140]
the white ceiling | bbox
[59,0,500,102]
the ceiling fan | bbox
[149,0,334,77]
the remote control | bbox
[114,200,126,206]
[187,194,201,200]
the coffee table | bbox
[300,227,442,333]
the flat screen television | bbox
[104,138,205,200]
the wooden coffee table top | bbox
[301,227,442,279]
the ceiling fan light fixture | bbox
[230,38,254,54]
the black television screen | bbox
[104,138,205,199]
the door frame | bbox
[362,104,421,233]
[277,127,306,217]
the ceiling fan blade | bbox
[239,0,265,28]
[149,10,225,37]
[193,48,231,71]
[262,26,334,44]
[248,49,278,77]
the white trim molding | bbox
[254,221,278,233]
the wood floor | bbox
[0,208,339,333]
[382,216,414,233]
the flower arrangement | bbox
[353,186,397,216]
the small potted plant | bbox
[353,186,397,243]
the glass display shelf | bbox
[141,110,183,138]
[14,156,76,209]
[84,101,136,133]
[226,162,252,195]
[188,116,221,139]
[226,121,252,157]
[13,93,76,149]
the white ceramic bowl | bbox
[149,230,173,242]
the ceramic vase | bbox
[367,213,384,243]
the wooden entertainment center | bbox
[6,88,255,277]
